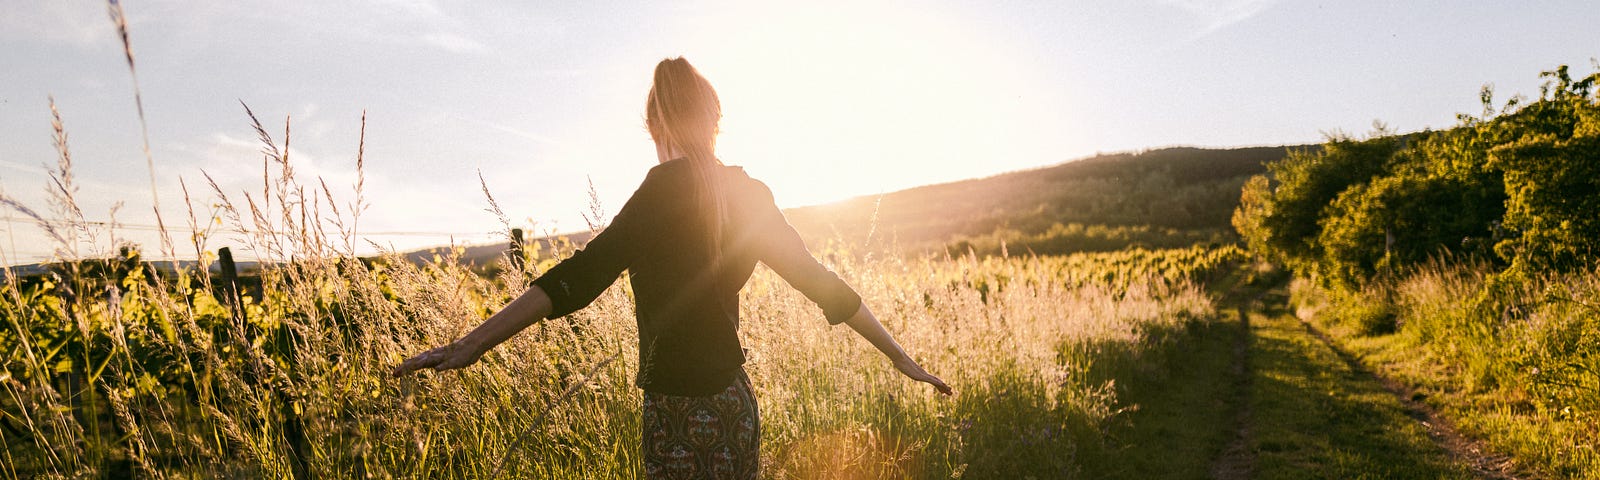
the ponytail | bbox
[646,58,727,268]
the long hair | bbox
[646,57,727,266]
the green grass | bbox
[1074,304,1244,478]
[1293,264,1600,479]
[1246,287,1469,479]
[1056,264,1257,479]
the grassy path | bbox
[1058,266,1515,479]
[1293,313,1526,480]
[1211,297,1257,480]
[899,263,1534,479]
[1240,284,1472,479]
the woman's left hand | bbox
[893,356,953,395]
[392,340,484,377]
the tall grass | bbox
[0,104,1244,477]
[1292,258,1600,478]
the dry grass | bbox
[3,16,1245,472]
[0,105,1246,478]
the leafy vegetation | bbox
[1292,262,1600,478]
[1235,64,1600,478]
[1236,65,1600,287]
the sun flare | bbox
[677,2,1064,207]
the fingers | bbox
[895,359,954,396]
[393,342,484,378]
[912,370,953,395]
[393,344,455,377]
[392,349,442,377]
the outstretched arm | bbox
[392,284,554,376]
[842,303,953,395]
[395,172,658,377]
[738,179,951,395]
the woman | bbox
[393,57,951,478]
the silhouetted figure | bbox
[394,57,950,479]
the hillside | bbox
[784,145,1310,256]
[339,145,1310,268]
[435,145,1308,267]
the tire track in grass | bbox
[1212,296,1259,480]
[1292,314,1529,480]
[1243,287,1472,479]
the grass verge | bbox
[1294,265,1600,479]
[1067,266,1253,479]
[1074,302,1243,479]
[1246,286,1470,479]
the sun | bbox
[676,2,1063,208]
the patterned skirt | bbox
[641,369,760,480]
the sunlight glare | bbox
[682,2,1065,207]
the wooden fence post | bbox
[509,228,526,274]
[217,247,246,324]
[217,246,309,480]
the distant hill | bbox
[783,145,1312,256]
[1,145,1309,278]
[398,146,1311,266]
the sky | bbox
[1,0,1597,264]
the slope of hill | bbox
[784,145,1310,256]
[397,145,1311,266]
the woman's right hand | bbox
[841,303,954,395]
[392,339,485,377]
[893,356,953,395]
[393,286,554,378]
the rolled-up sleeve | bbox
[530,180,652,319]
[747,181,863,325]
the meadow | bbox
[0,112,1252,478]
[1291,260,1600,478]
[6,25,1591,474]
[1233,64,1600,479]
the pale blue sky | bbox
[1,0,1596,263]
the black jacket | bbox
[531,158,862,396]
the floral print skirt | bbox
[641,369,760,480]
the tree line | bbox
[1234,65,1600,289]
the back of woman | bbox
[395,57,949,480]
[534,157,860,396]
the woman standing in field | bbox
[393,57,951,478]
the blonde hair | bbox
[645,57,728,264]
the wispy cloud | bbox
[420,32,488,54]
[355,0,493,54]
[370,0,448,19]
[1159,0,1277,37]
